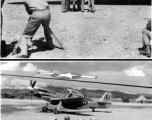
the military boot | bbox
[140,45,151,57]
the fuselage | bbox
[51,97,93,109]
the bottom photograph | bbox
[1,61,152,120]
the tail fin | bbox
[99,92,112,103]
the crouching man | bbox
[139,18,151,58]
[16,0,55,58]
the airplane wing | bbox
[50,96,80,101]
[1,70,152,95]
[42,71,97,80]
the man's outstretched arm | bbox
[23,2,32,15]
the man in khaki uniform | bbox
[88,0,95,13]
[73,0,84,12]
[80,0,84,12]
[139,19,151,57]
[61,0,70,12]
[16,0,54,58]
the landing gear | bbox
[92,108,95,112]
[53,108,60,114]
[42,103,48,112]
[42,106,48,112]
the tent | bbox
[135,95,147,103]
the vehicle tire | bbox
[42,106,48,112]
[53,108,59,114]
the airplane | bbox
[27,80,112,114]
[1,70,152,96]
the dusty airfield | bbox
[1,99,152,120]
[2,0,151,59]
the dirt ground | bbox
[1,99,152,120]
[1,0,151,59]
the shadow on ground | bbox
[37,108,112,116]
[2,37,57,58]
[38,110,93,116]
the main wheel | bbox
[53,108,60,114]
[42,106,48,112]
[92,109,95,112]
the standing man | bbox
[72,0,80,11]
[73,0,84,12]
[88,0,95,13]
[15,0,54,58]
[80,0,84,12]
[139,18,151,57]
[62,0,70,12]
[72,0,77,11]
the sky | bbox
[1,61,152,89]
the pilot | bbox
[66,89,73,98]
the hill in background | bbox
[2,85,152,100]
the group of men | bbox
[61,0,95,13]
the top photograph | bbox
[1,0,151,59]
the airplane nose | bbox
[27,86,34,91]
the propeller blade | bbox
[32,81,36,88]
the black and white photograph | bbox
[1,0,151,59]
[1,61,152,120]
[0,0,152,120]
